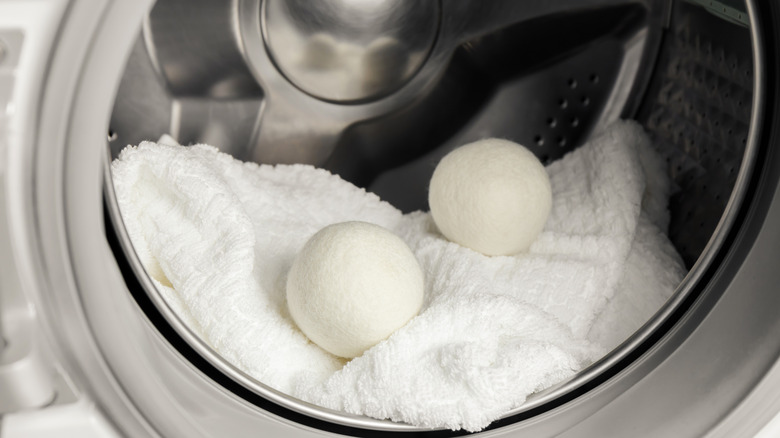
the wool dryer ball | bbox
[429,138,552,256]
[286,221,424,359]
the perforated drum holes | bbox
[636,1,753,266]
[532,72,605,162]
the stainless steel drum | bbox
[2,0,780,436]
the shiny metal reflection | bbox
[261,0,440,102]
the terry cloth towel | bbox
[111,120,686,432]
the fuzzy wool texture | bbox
[429,138,552,256]
[286,221,424,359]
[111,120,686,432]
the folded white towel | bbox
[111,120,686,432]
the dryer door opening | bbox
[3,0,780,436]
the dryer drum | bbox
[2,0,780,436]
[105,0,758,429]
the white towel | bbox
[111,120,686,432]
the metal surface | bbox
[3,0,780,436]
[638,0,754,266]
[262,0,439,102]
[146,1,263,99]
[111,0,659,167]
[369,16,656,211]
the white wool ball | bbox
[286,221,424,359]
[429,138,552,256]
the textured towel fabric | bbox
[111,120,687,432]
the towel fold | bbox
[111,120,686,432]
